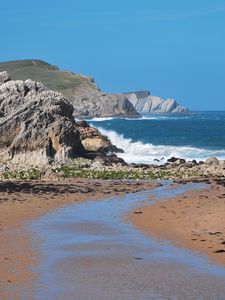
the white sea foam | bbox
[90,117,114,121]
[90,116,157,121]
[89,115,190,122]
[94,126,225,164]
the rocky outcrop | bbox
[125,92,188,114]
[0,72,85,165]
[205,157,219,166]
[73,92,139,118]
[0,71,10,85]
[0,60,140,119]
[77,120,123,153]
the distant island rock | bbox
[0,59,189,118]
[125,91,189,114]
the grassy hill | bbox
[0,59,95,99]
[0,59,140,118]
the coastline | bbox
[0,178,158,300]
[129,179,225,267]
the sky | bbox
[0,0,224,110]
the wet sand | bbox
[28,181,225,299]
[130,179,225,267]
[2,178,225,299]
[0,179,157,300]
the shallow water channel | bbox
[30,182,225,299]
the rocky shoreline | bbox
[0,155,224,181]
[0,70,224,182]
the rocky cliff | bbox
[125,92,188,114]
[0,60,189,117]
[0,70,124,166]
[0,60,139,119]
[73,92,138,118]
[0,72,88,165]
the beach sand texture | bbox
[0,179,156,300]
[130,179,225,266]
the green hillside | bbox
[0,59,93,99]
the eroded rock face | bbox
[125,92,188,114]
[205,157,219,166]
[0,71,10,85]
[0,72,85,165]
[73,92,139,119]
[77,120,123,153]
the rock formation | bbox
[0,60,189,118]
[125,92,188,114]
[0,72,85,165]
[0,71,126,167]
[0,60,140,119]
[77,120,123,153]
[0,71,10,85]
[73,92,139,118]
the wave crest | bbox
[94,126,225,164]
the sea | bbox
[88,111,225,165]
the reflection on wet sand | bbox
[31,182,225,300]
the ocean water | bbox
[89,111,225,164]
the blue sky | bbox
[1,0,224,110]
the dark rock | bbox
[104,154,127,166]
[167,157,186,165]
[76,120,90,128]
[90,153,127,166]
[167,157,179,163]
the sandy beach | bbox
[2,178,225,299]
[0,179,157,300]
[19,179,225,299]
[129,178,225,267]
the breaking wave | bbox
[94,126,225,164]
[90,117,114,121]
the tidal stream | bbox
[29,182,225,299]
